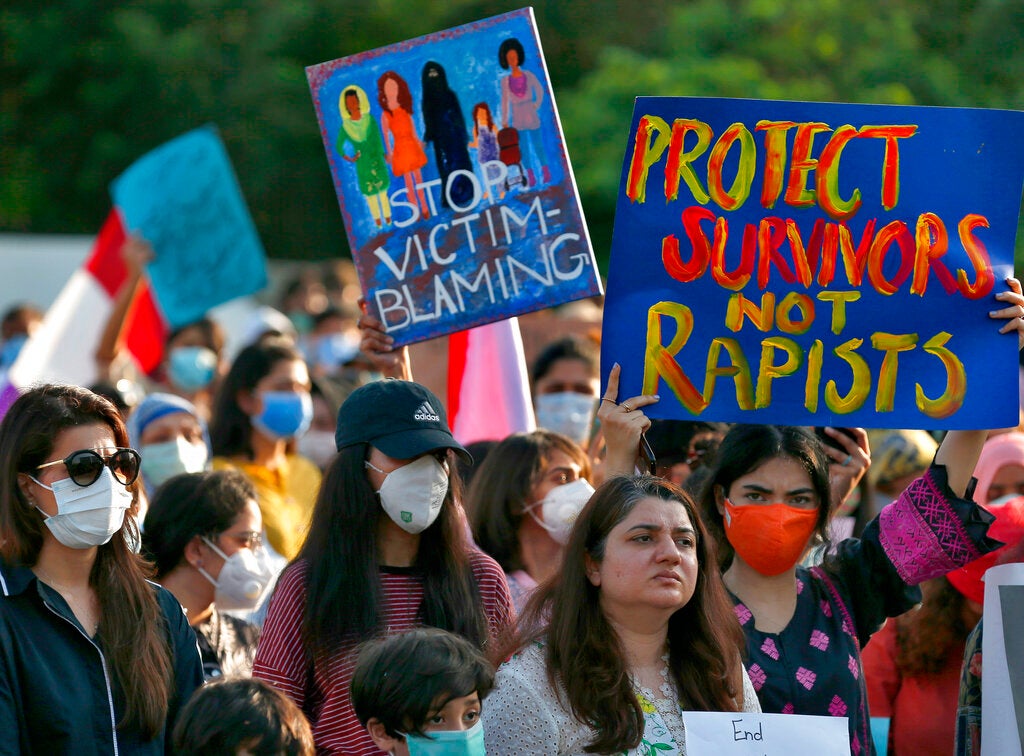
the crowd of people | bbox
[0,265,1023,755]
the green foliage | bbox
[2,0,1022,268]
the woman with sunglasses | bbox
[0,383,204,753]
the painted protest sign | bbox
[111,125,268,328]
[682,711,850,756]
[306,7,601,346]
[602,98,1024,429]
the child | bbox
[172,678,315,755]
[351,628,495,755]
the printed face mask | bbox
[197,537,275,612]
[534,392,596,447]
[168,346,218,392]
[402,720,486,756]
[140,436,209,488]
[722,498,819,576]
[366,455,449,534]
[524,478,595,545]
[251,391,313,440]
[31,467,132,549]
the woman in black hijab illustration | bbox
[420,61,474,209]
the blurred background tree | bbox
[2,0,1022,267]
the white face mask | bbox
[297,429,337,469]
[534,392,597,447]
[366,455,449,534]
[140,436,208,488]
[524,478,595,545]
[197,537,275,612]
[30,467,132,549]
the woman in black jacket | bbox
[0,383,203,754]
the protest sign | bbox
[683,711,850,755]
[110,125,268,329]
[981,562,1024,756]
[602,98,1024,429]
[306,7,601,346]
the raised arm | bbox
[94,234,152,380]
[357,302,412,381]
[936,276,1024,497]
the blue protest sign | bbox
[306,8,602,346]
[111,125,268,328]
[603,97,1024,429]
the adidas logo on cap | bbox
[414,401,440,423]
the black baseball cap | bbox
[335,379,471,463]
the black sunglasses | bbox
[36,448,141,488]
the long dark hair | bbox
[698,424,833,570]
[0,384,173,738]
[895,576,981,676]
[209,339,304,459]
[297,443,487,655]
[511,475,745,753]
[467,429,590,572]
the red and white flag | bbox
[0,210,167,416]
[447,317,535,445]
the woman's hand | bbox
[821,427,870,514]
[598,363,659,478]
[357,302,411,380]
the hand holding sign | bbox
[598,362,659,477]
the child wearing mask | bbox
[351,628,494,756]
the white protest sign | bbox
[981,562,1024,756]
[682,712,850,756]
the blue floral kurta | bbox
[733,463,998,756]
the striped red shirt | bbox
[253,550,514,755]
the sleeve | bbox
[861,619,901,718]
[826,461,998,647]
[469,550,516,645]
[252,563,312,713]
[528,71,544,109]
[159,589,204,753]
[482,658,561,756]
[877,463,1000,584]
[0,623,22,756]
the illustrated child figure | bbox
[351,628,495,756]
[172,678,315,755]
[498,37,549,188]
[468,102,504,201]
[377,71,431,221]
[337,85,391,228]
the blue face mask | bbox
[168,346,218,392]
[251,391,313,440]
[403,720,485,756]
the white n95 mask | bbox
[366,455,449,534]
[524,478,595,545]
[198,538,275,612]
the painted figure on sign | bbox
[337,85,391,228]
[468,102,504,202]
[498,37,549,188]
[377,71,431,221]
[420,61,474,209]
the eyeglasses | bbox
[36,448,141,488]
[219,530,264,551]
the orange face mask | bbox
[723,498,819,576]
